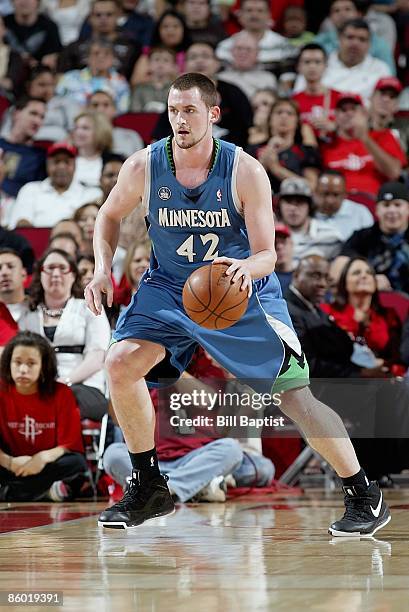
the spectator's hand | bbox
[84,271,113,315]
[15,451,48,477]
[350,107,369,140]
[376,274,392,291]
[9,456,32,474]
[360,360,390,378]
[309,116,335,133]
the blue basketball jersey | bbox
[144,137,252,286]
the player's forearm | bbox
[246,249,277,279]
[0,450,12,470]
[93,210,121,273]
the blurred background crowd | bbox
[0,0,409,504]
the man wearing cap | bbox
[320,92,407,198]
[7,144,102,228]
[314,169,374,240]
[321,19,391,101]
[369,77,408,154]
[337,181,409,293]
[275,223,294,293]
[278,176,343,263]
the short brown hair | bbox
[170,72,218,108]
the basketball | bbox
[182,263,249,330]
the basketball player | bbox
[85,73,390,537]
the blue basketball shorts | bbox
[112,273,309,393]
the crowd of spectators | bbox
[0,0,409,502]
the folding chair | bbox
[81,413,109,495]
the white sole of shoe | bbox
[98,507,176,530]
[328,513,391,538]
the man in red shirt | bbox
[293,43,341,139]
[320,93,407,198]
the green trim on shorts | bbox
[272,352,310,394]
[108,336,118,349]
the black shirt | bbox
[4,14,62,61]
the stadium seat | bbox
[14,227,51,259]
[379,290,409,324]
[113,112,160,145]
[0,95,10,122]
[82,413,109,494]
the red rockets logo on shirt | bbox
[7,415,55,444]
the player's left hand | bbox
[15,451,48,477]
[212,257,252,297]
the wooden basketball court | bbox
[1,488,408,611]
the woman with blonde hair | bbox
[71,111,113,190]
[114,239,151,308]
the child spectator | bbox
[0,331,87,502]
[130,47,178,113]
[282,5,314,48]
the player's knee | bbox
[105,344,142,383]
[278,386,313,420]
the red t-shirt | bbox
[0,302,18,346]
[0,382,84,456]
[293,89,341,136]
[320,130,407,196]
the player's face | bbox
[168,87,216,149]
[11,345,42,394]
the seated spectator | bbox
[79,0,154,48]
[77,253,94,290]
[56,39,130,113]
[4,0,62,70]
[275,223,294,294]
[73,202,100,256]
[7,142,101,228]
[293,43,341,140]
[71,111,113,189]
[0,331,87,502]
[58,0,141,81]
[0,96,46,199]
[315,0,396,74]
[152,42,253,148]
[322,256,404,373]
[19,249,111,420]
[277,177,343,262]
[130,47,179,113]
[314,170,374,240]
[0,229,34,274]
[0,15,28,99]
[114,238,150,307]
[50,218,84,252]
[369,77,408,154]
[247,88,277,150]
[42,0,91,46]
[182,0,227,47]
[0,249,28,346]
[88,90,143,157]
[337,181,409,293]
[281,5,314,48]
[48,232,80,258]
[216,0,295,73]
[218,31,277,101]
[257,98,320,192]
[320,93,406,199]
[287,254,389,377]
[320,19,392,101]
[130,10,191,86]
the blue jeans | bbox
[103,439,243,503]
[232,452,275,487]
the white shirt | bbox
[8,178,101,228]
[315,198,374,241]
[216,30,294,66]
[73,156,103,190]
[112,127,144,158]
[19,298,111,394]
[291,218,344,263]
[322,52,391,102]
[218,69,277,100]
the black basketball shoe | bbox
[329,481,391,537]
[98,471,175,529]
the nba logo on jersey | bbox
[216,189,222,202]
[158,186,172,200]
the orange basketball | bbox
[182,263,249,330]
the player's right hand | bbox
[84,271,113,315]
